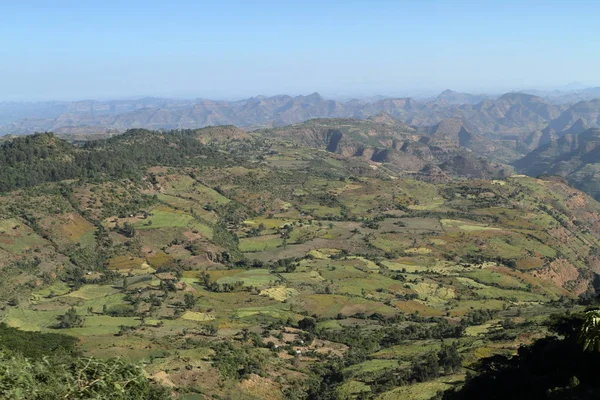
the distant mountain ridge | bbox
[5,90,600,150]
[514,128,600,199]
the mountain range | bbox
[515,128,600,199]
[5,90,600,144]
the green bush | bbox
[0,350,170,399]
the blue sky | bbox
[1,0,599,100]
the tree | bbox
[579,309,600,352]
[54,307,84,329]
[121,222,136,238]
[298,317,317,332]
[183,293,197,309]
[438,342,462,374]
[443,312,600,400]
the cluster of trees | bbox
[211,341,267,380]
[53,307,84,329]
[300,341,462,399]
[0,129,246,193]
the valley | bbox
[0,126,598,398]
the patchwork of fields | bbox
[0,139,596,399]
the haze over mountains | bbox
[8,87,600,202]
[4,88,600,140]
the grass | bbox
[408,281,456,304]
[346,256,380,271]
[395,300,445,317]
[192,183,230,204]
[165,177,230,205]
[243,217,296,230]
[4,308,62,331]
[33,282,71,298]
[299,203,342,218]
[485,236,557,259]
[447,299,506,316]
[0,218,48,253]
[316,320,343,330]
[66,285,118,300]
[181,311,216,321]
[133,206,213,238]
[343,359,399,377]
[62,315,140,336]
[336,380,371,398]
[300,294,398,318]
[260,286,299,301]
[372,340,441,359]
[59,213,96,245]
[280,270,325,284]
[441,219,501,231]
[108,256,150,271]
[333,275,407,297]
[465,321,499,336]
[235,304,292,319]
[463,269,527,290]
[400,180,445,210]
[216,269,279,287]
[376,374,464,400]
[474,285,548,302]
[146,252,172,268]
[156,194,219,224]
[239,235,283,252]
[370,235,411,252]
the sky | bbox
[1,0,599,101]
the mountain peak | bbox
[439,89,459,96]
[498,92,543,103]
[301,92,323,102]
[367,112,398,125]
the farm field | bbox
[0,130,596,399]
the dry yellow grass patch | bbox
[260,286,299,301]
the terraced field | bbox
[0,133,596,399]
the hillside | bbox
[0,127,599,398]
[258,118,512,179]
[514,128,600,199]
[433,90,491,105]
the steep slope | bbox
[258,118,510,179]
[467,93,562,135]
[434,89,490,105]
[514,128,600,199]
[547,99,600,132]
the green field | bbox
[0,128,595,399]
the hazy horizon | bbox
[2,0,600,101]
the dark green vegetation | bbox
[443,311,600,400]
[0,324,169,399]
[1,124,600,399]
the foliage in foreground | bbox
[443,312,600,400]
[0,351,170,400]
[0,324,170,400]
